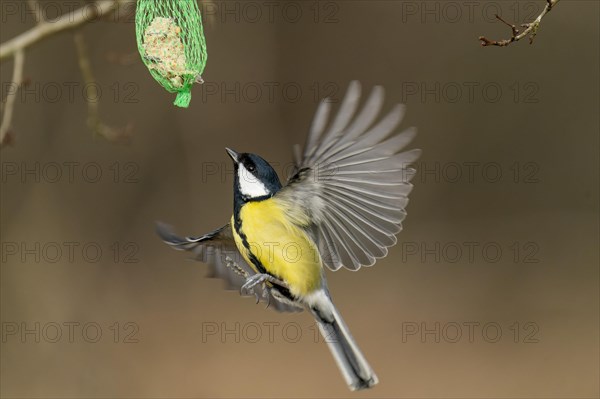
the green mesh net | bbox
[135,0,207,108]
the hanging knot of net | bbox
[135,0,207,108]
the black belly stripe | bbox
[234,210,295,301]
[233,216,267,274]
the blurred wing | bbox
[156,222,302,313]
[281,81,421,271]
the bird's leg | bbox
[240,273,288,303]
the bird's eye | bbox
[247,164,256,172]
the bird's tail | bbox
[310,294,378,391]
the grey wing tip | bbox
[155,221,183,246]
[347,80,362,96]
[372,84,385,97]
[407,148,423,161]
[405,126,418,138]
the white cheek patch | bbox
[238,163,270,198]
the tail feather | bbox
[310,294,378,390]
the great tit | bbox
[157,81,420,391]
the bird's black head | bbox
[226,148,282,202]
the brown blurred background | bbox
[1,1,598,398]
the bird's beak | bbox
[225,147,239,163]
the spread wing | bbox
[156,222,303,313]
[280,81,421,271]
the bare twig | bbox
[0,0,134,147]
[0,0,133,61]
[479,0,561,47]
[74,32,132,144]
[0,51,25,146]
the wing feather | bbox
[304,100,332,161]
[156,222,303,312]
[282,81,420,271]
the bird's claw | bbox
[240,273,287,307]
[263,286,271,309]
[254,291,261,304]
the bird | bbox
[157,81,421,391]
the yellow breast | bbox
[231,198,322,297]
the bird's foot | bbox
[240,273,287,304]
